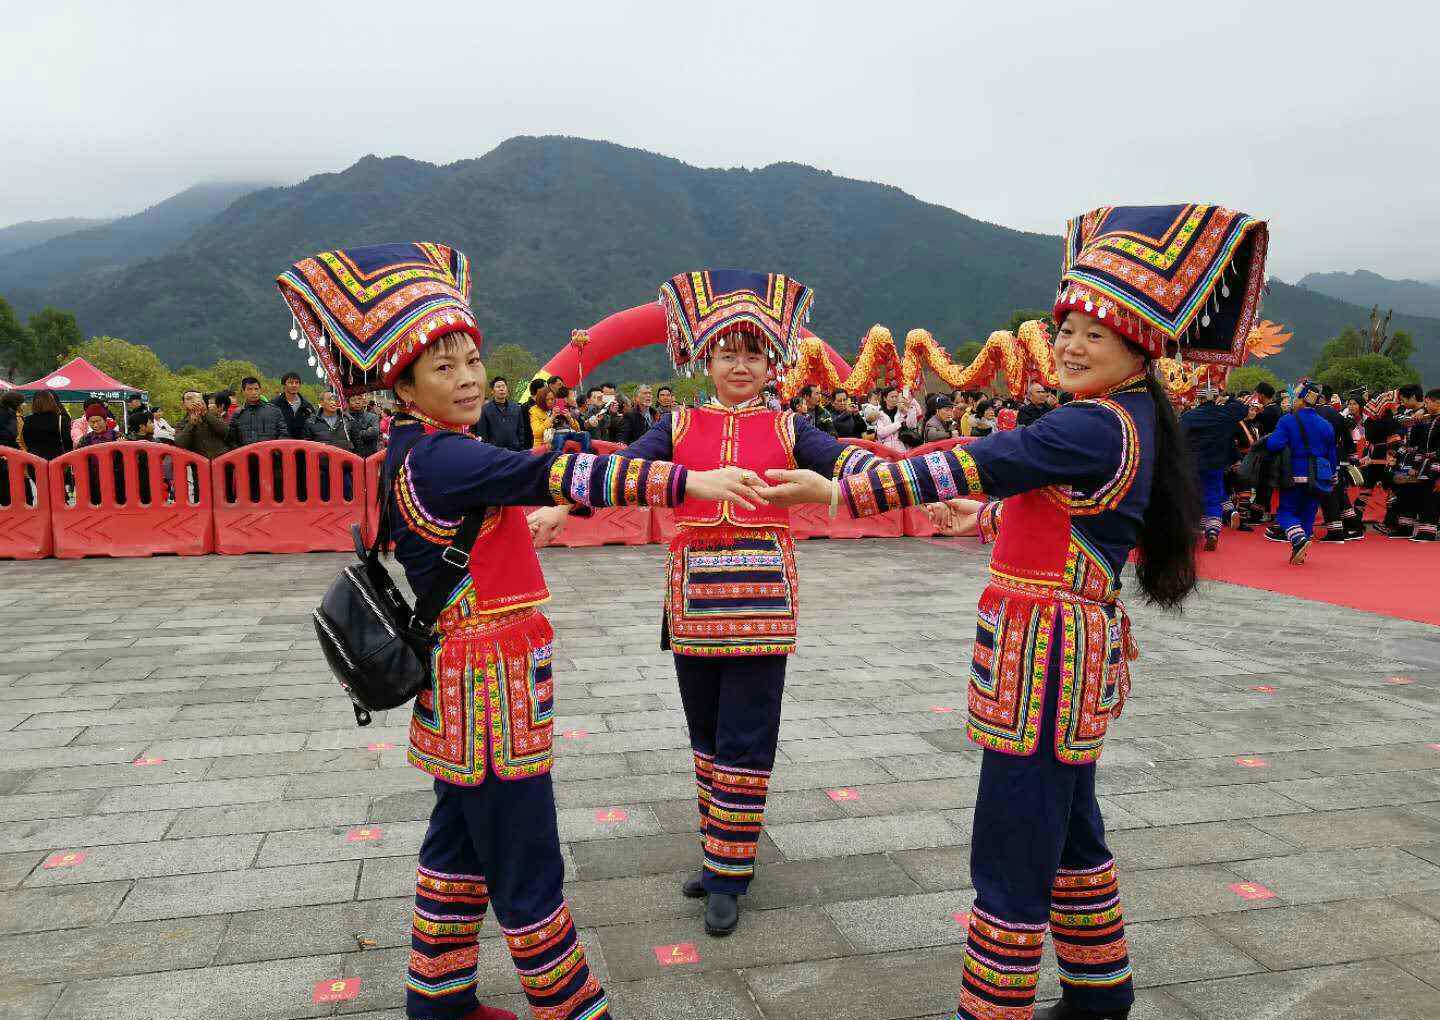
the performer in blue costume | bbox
[1180,386,1248,549]
[1263,380,1336,564]
[762,204,1268,1020]
[614,270,880,936]
[277,243,763,1020]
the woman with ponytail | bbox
[760,205,1268,1020]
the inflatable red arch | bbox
[540,302,852,386]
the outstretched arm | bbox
[761,401,1130,518]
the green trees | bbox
[483,343,540,391]
[1310,314,1421,394]
[24,307,83,376]
[0,297,30,380]
[1226,365,1283,394]
[0,299,85,381]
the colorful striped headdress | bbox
[658,269,814,374]
[1052,204,1269,365]
[276,242,481,395]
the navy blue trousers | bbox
[1277,488,1320,544]
[1197,467,1227,538]
[406,776,608,1020]
[675,653,786,895]
[957,665,1135,1019]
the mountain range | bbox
[1297,270,1440,321]
[0,181,273,298]
[0,217,113,257]
[1,137,1435,382]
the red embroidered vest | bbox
[434,507,551,630]
[967,400,1140,766]
[671,405,794,528]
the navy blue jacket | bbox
[1180,398,1248,471]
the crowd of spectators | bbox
[472,375,1062,456]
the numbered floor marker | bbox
[312,978,360,1003]
[654,943,700,966]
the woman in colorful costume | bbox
[762,204,1268,1020]
[277,243,763,1020]
[617,269,882,936]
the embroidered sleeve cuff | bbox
[840,448,985,517]
[549,453,687,508]
[830,444,878,482]
[977,500,1002,545]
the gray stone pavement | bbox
[1,537,1439,1020]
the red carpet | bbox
[1193,526,1440,626]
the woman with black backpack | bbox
[278,242,763,1020]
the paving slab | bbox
[1229,846,1440,904]
[0,914,228,985]
[1167,958,1440,1020]
[22,833,261,885]
[46,951,351,1020]
[118,861,361,921]
[595,905,850,982]
[767,811,968,860]
[0,880,130,934]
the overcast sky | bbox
[3,0,1436,281]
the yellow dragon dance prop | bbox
[781,319,1291,405]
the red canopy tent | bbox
[12,356,149,428]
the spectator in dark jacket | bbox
[345,392,381,458]
[0,392,24,449]
[830,389,865,439]
[271,372,315,439]
[230,377,287,445]
[175,389,231,459]
[1314,391,1361,542]
[1016,383,1053,428]
[305,392,355,451]
[621,385,659,443]
[478,377,525,450]
[21,391,72,459]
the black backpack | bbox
[312,465,485,726]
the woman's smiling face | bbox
[1052,311,1147,396]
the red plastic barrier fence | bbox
[363,451,385,545]
[212,441,365,554]
[906,436,973,458]
[838,437,901,461]
[899,437,981,536]
[545,507,653,548]
[651,507,678,544]
[791,503,905,540]
[0,448,53,560]
[902,505,941,538]
[48,442,213,558]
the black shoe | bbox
[1374,523,1414,538]
[1235,522,1254,533]
[1319,530,1348,544]
[704,892,739,937]
[1344,527,1366,541]
[1264,526,1288,543]
[1289,537,1311,565]
[1035,1001,1130,1020]
[681,870,706,899]
[1412,531,1437,542]
[1203,533,1219,551]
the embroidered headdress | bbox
[658,269,813,375]
[1053,204,1268,365]
[276,242,481,395]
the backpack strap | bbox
[407,509,487,640]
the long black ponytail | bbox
[1133,371,1199,609]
